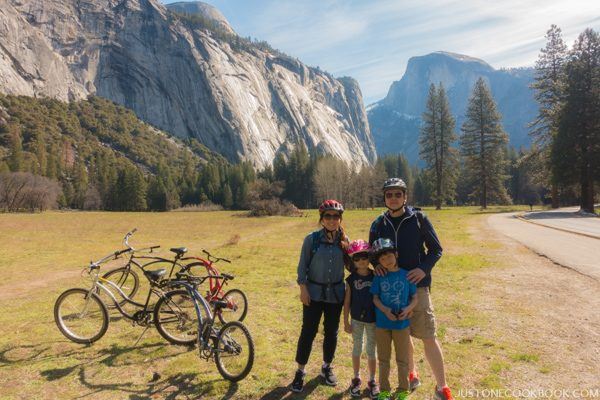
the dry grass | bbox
[0,205,593,399]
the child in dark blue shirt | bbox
[343,240,379,399]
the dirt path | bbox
[474,215,600,389]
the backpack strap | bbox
[307,230,321,267]
[412,207,427,238]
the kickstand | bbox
[133,326,151,347]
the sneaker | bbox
[396,391,410,400]
[290,369,305,393]
[368,380,381,399]
[434,386,454,400]
[409,371,421,392]
[321,364,338,386]
[377,391,392,400]
[349,377,362,397]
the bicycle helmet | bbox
[370,238,395,262]
[382,178,407,192]
[346,240,370,256]
[319,199,344,214]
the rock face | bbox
[368,51,538,164]
[0,0,376,169]
[165,1,235,35]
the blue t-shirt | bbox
[346,272,375,323]
[370,269,417,330]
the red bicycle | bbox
[181,249,248,324]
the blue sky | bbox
[162,0,599,105]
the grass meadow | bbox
[0,206,543,399]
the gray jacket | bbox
[297,229,346,303]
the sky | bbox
[162,0,600,105]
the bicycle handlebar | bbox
[202,249,231,264]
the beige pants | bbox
[375,327,410,391]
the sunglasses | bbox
[322,214,341,220]
[385,192,404,199]
[352,254,369,262]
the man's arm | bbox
[419,214,443,275]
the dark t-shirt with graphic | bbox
[346,272,376,323]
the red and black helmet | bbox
[319,199,344,214]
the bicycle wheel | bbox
[216,289,248,324]
[54,288,109,344]
[101,266,139,306]
[214,321,254,382]
[154,289,205,345]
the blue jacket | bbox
[368,207,442,288]
[297,229,346,303]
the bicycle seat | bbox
[221,273,234,280]
[145,268,166,281]
[212,300,229,310]
[170,247,188,256]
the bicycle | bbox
[53,230,202,345]
[102,241,248,324]
[158,271,255,382]
[182,249,248,324]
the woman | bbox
[291,199,350,393]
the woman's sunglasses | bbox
[322,214,341,220]
[385,192,404,199]
[352,254,369,262]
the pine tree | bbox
[8,124,23,172]
[460,78,510,208]
[419,83,458,209]
[531,24,568,208]
[221,183,233,209]
[552,28,600,213]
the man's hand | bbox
[407,268,426,284]
[299,285,310,306]
[374,265,387,277]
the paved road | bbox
[521,206,600,238]
[487,211,600,281]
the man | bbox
[369,178,453,400]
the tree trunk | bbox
[580,168,595,213]
[551,182,560,208]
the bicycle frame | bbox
[87,268,162,321]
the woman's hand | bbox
[344,320,352,334]
[299,285,311,306]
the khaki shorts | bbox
[409,287,437,339]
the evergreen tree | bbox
[221,183,233,209]
[460,78,510,208]
[531,24,568,208]
[552,28,600,213]
[8,124,23,172]
[419,83,458,209]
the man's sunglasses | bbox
[385,192,404,199]
[352,254,369,262]
[322,214,341,220]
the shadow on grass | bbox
[258,375,323,400]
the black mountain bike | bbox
[158,271,255,382]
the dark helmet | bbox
[382,178,407,192]
[319,199,344,214]
[369,238,395,262]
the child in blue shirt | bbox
[370,238,417,400]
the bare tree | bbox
[0,172,61,212]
